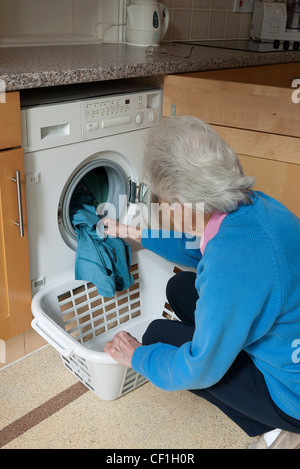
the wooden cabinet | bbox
[0,91,22,149]
[163,64,300,218]
[0,92,32,342]
[188,62,300,88]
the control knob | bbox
[283,40,290,50]
[148,110,157,123]
[135,113,143,125]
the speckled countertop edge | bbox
[1,43,300,91]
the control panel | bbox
[82,89,163,140]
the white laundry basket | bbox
[31,249,181,401]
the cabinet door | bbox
[0,148,32,340]
[0,92,22,150]
[163,72,300,218]
[163,73,300,138]
[187,63,300,88]
[212,125,300,218]
[238,154,300,219]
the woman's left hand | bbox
[104,331,142,368]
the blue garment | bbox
[132,191,300,421]
[71,194,133,298]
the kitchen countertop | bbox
[1,42,300,91]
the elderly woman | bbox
[104,116,300,449]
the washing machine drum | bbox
[61,160,129,248]
[80,165,126,219]
[97,166,127,218]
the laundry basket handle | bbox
[31,317,75,357]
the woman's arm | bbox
[103,218,201,268]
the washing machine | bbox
[21,81,163,293]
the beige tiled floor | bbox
[0,345,257,449]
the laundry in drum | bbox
[81,167,109,208]
[70,168,134,298]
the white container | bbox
[31,249,181,400]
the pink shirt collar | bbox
[200,211,228,255]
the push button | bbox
[283,40,290,50]
[87,122,99,131]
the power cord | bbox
[93,22,126,43]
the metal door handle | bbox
[11,170,24,238]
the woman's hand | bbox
[104,331,142,368]
[103,218,129,238]
[103,218,142,243]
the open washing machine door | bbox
[58,154,152,251]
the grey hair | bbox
[143,116,255,213]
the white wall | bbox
[0,0,252,46]
[0,0,126,45]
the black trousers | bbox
[142,271,300,437]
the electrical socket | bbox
[234,0,254,13]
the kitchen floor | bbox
[0,345,257,450]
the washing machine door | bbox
[58,156,152,251]
[128,180,161,231]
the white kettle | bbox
[126,0,170,47]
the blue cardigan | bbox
[132,192,300,420]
